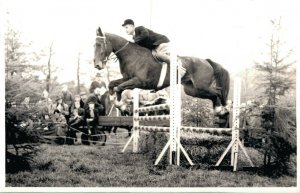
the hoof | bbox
[114,100,123,108]
[214,106,229,116]
[109,94,116,101]
[109,89,115,95]
[113,86,121,92]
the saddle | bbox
[152,50,186,70]
[152,51,187,88]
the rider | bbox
[122,19,170,64]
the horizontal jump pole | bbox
[136,125,232,135]
[98,116,133,127]
[134,104,169,113]
[181,126,232,136]
[134,115,170,121]
[135,126,170,132]
[98,116,169,127]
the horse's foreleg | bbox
[114,77,143,100]
[108,78,128,95]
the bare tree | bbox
[46,42,54,92]
[76,51,82,94]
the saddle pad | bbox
[157,62,168,88]
[156,58,187,89]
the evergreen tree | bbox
[255,18,296,175]
[255,18,295,106]
[5,27,28,78]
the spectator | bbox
[117,89,134,115]
[42,90,52,103]
[5,98,11,109]
[53,95,69,122]
[21,97,30,109]
[139,89,169,115]
[10,101,17,108]
[69,101,85,125]
[67,101,85,145]
[61,85,74,108]
[99,88,111,116]
[70,95,81,112]
[89,73,107,93]
[139,89,168,106]
[38,90,53,117]
[84,87,105,115]
[83,101,99,145]
[52,109,68,144]
[80,91,88,108]
[74,94,81,102]
[20,114,34,130]
[10,70,17,78]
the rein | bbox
[97,34,129,63]
[105,42,129,62]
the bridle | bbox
[96,33,129,63]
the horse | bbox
[94,27,230,115]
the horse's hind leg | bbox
[183,84,224,114]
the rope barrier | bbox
[42,135,127,145]
[67,125,130,137]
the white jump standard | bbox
[122,58,254,171]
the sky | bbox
[2,0,300,83]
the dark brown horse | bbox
[94,27,230,115]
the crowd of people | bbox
[6,73,109,145]
[6,72,170,145]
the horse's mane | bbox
[105,33,150,52]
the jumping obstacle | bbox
[215,77,254,171]
[121,53,254,171]
[122,49,193,166]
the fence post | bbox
[132,88,140,153]
[231,77,241,171]
[169,45,176,164]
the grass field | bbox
[6,130,297,187]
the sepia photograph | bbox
[1,0,299,192]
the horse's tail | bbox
[206,59,230,106]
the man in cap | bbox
[89,72,107,94]
[80,91,87,108]
[122,19,170,64]
[84,86,106,115]
[67,100,85,145]
[53,95,69,117]
[83,101,99,145]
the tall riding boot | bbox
[156,53,170,64]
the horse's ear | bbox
[97,27,103,37]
